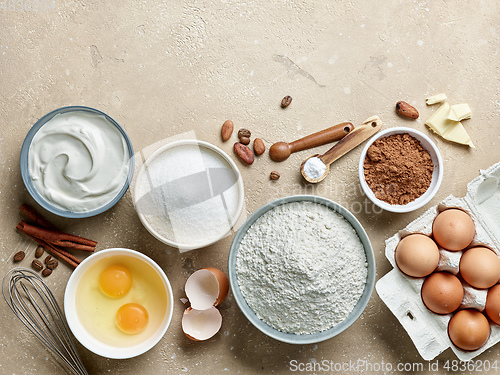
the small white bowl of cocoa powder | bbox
[358,127,443,213]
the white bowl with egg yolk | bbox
[64,248,174,359]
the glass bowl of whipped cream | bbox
[20,106,134,218]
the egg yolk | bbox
[116,303,149,334]
[99,265,132,298]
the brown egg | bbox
[460,247,500,289]
[421,272,463,314]
[448,309,490,351]
[395,234,440,278]
[485,284,500,325]
[432,209,475,251]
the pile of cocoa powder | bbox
[363,133,434,205]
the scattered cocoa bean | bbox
[221,120,234,141]
[35,246,44,258]
[270,171,280,180]
[281,95,292,108]
[238,128,251,139]
[46,258,59,270]
[13,251,25,262]
[253,138,265,156]
[42,268,52,277]
[240,136,250,145]
[234,143,255,165]
[396,101,419,119]
[45,255,52,264]
[32,259,43,271]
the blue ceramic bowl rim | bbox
[20,106,135,218]
[228,195,376,344]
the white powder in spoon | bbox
[303,157,326,179]
[236,201,367,335]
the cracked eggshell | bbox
[185,268,229,310]
[182,307,222,341]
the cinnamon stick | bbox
[20,221,97,250]
[17,223,80,268]
[52,240,95,252]
[19,204,58,231]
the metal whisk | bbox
[2,268,88,375]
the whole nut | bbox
[35,246,44,258]
[234,142,255,165]
[281,95,292,108]
[270,171,280,180]
[46,259,59,270]
[239,136,250,145]
[237,128,251,139]
[253,138,265,156]
[42,268,52,277]
[221,120,234,141]
[396,101,419,119]
[32,259,43,272]
[13,251,25,262]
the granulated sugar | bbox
[135,143,242,249]
[236,201,368,335]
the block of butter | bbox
[425,102,474,148]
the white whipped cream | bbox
[29,111,130,212]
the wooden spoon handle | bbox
[320,116,383,166]
[289,122,354,154]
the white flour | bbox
[236,201,367,335]
[303,157,326,179]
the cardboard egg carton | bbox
[376,161,500,361]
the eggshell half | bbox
[182,307,222,341]
[185,268,230,310]
[448,309,490,351]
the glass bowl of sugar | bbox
[228,195,376,344]
[133,140,244,251]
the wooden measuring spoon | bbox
[300,116,383,183]
[269,122,354,162]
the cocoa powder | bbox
[363,133,434,205]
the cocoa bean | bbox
[234,143,254,165]
[221,120,234,141]
[253,138,265,156]
[32,259,43,271]
[13,251,25,262]
[396,101,419,119]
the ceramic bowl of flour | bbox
[134,140,244,251]
[228,195,376,344]
[358,127,443,213]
